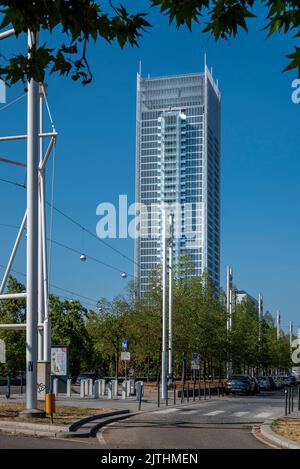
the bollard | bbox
[285,389,288,417]
[84,379,89,396]
[122,380,127,400]
[88,378,93,396]
[66,379,71,398]
[193,380,195,402]
[292,387,294,412]
[218,382,220,397]
[126,380,130,397]
[187,383,190,403]
[107,381,112,399]
[80,380,85,398]
[181,384,184,404]
[208,382,211,399]
[204,381,206,400]
[129,379,135,396]
[113,379,118,399]
[101,379,107,396]
[94,380,99,399]
[174,384,176,405]
[138,384,142,411]
[53,378,58,397]
[298,386,300,411]
[198,381,201,400]
[20,375,23,395]
[157,381,160,407]
[166,384,169,406]
[288,387,291,414]
[6,374,11,399]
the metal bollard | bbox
[88,378,93,396]
[84,379,89,396]
[187,383,190,403]
[66,378,71,398]
[174,384,176,405]
[6,374,11,399]
[198,381,201,400]
[285,389,288,416]
[122,380,127,400]
[193,380,195,402]
[208,382,211,399]
[94,380,99,399]
[292,387,294,412]
[298,386,300,411]
[181,384,184,404]
[53,378,58,397]
[218,382,220,397]
[80,380,85,398]
[166,385,168,406]
[113,379,118,399]
[157,381,160,407]
[204,381,206,400]
[288,387,291,414]
[107,381,112,399]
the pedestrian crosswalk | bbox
[153,407,277,420]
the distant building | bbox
[235,290,258,310]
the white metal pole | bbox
[276,310,280,340]
[25,30,40,411]
[168,213,174,385]
[161,209,167,400]
[226,266,233,377]
[258,293,263,342]
[38,84,44,361]
[289,320,293,349]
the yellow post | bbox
[45,393,55,423]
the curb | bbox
[259,422,300,449]
[0,409,131,439]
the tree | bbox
[0,1,299,86]
[49,295,92,377]
[0,276,26,374]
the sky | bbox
[0,2,299,331]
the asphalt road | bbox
[99,391,286,449]
[0,391,286,449]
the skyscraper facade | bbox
[135,65,221,296]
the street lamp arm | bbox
[0,29,15,40]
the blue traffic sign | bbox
[122,340,128,351]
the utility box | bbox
[37,361,51,401]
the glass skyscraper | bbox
[135,65,221,296]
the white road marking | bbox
[153,408,179,415]
[254,412,272,419]
[204,410,225,416]
[233,411,249,417]
[179,410,200,415]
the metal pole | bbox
[226,266,233,378]
[276,310,280,341]
[161,209,167,400]
[25,30,40,412]
[38,84,44,361]
[168,213,174,385]
[285,389,288,416]
[289,321,293,349]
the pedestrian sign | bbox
[191,353,200,370]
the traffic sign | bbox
[0,339,6,363]
[121,351,131,361]
[122,340,128,351]
[191,353,200,370]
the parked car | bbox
[75,372,105,385]
[225,375,256,395]
[282,375,294,387]
[257,376,272,391]
[271,375,284,389]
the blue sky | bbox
[0,2,299,331]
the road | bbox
[99,391,286,449]
[0,391,286,448]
